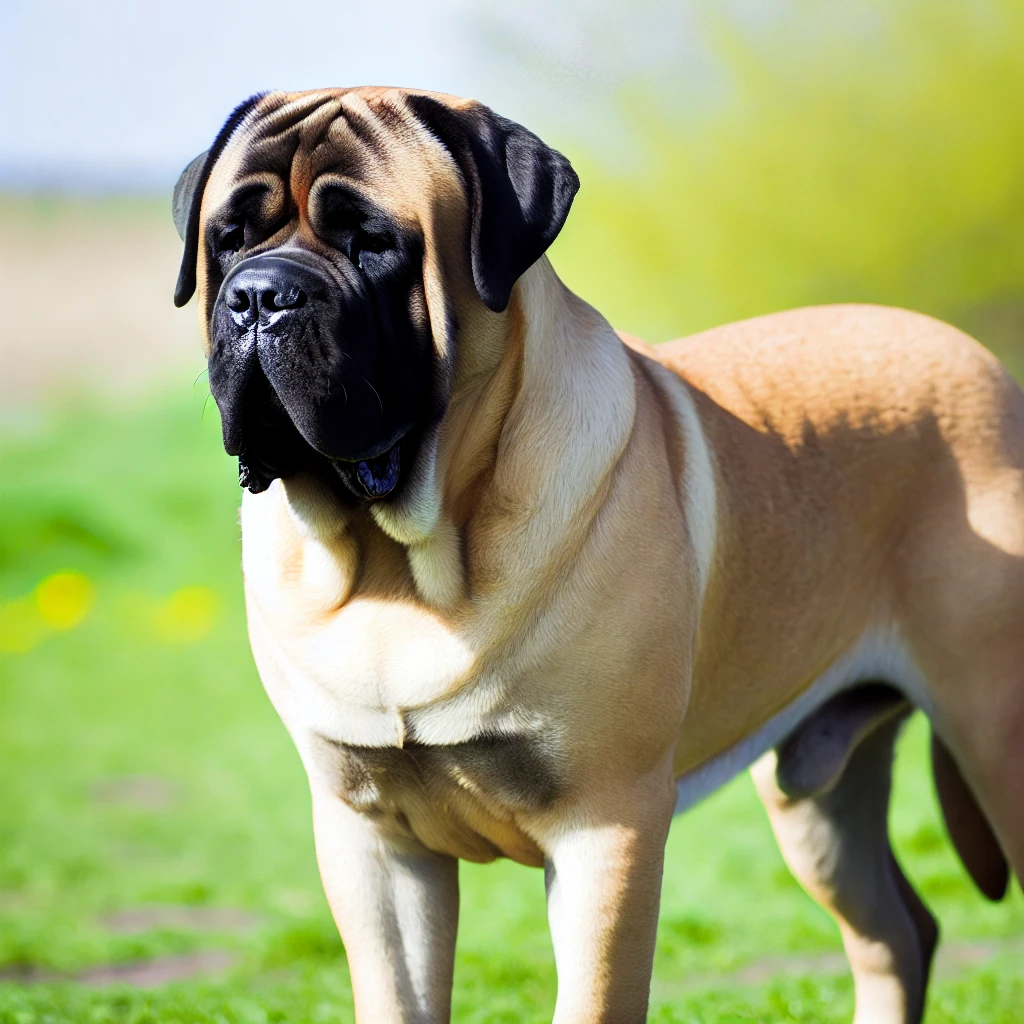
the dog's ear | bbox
[173,93,267,308]
[172,151,208,243]
[407,96,580,313]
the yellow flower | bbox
[0,597,48,654]
[153,586,219,644]
[36,571,95,630]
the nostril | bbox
[262,285,307,312]
[223,266,311,321]
[227,286,253,313]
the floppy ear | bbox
[172,93,267,308]
[172,151,208,243]
[406,95,580,313]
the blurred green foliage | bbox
[552,0,1024,374]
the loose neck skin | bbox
[275,257,638,612]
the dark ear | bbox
[172,150,208,242]
[172,93,267,308]
[406,96,580,313]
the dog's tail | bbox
[930,730,1010,901]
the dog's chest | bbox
[293,597,479,723]
[241,488,560,864]
[311,731,557,865]
[251,592,557,864]
[241,491,485,726]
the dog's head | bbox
[173,88,578,503]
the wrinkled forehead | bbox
[205,87,463,223]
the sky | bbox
[0,0,481,188]
[0,0,711,190]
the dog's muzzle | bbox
[208,253,414,501]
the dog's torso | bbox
[175,88,1023,1022]
[241,292,1024,865]
[172,87,1024,1023]
[661,305,1022,774]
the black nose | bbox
[224,264,308,328]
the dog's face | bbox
[173,88,578,502]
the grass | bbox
[7,6,1024,1013]
[1,386,1022,1024]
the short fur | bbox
[175,88,1023,1024]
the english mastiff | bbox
[172,88,1023,1023]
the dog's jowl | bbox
[174,87,1024,1024]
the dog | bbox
[172,88,1023,1023]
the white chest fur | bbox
[238,483,510,750]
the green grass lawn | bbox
[1,387,1021,1023]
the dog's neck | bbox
[281,258,637,609]
[377,258,636,606]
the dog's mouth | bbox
[332,440,403,500]
[224,353,423,504]
[237,436,411,503]
[234,403,416,504]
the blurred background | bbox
[2,1,1023,1021]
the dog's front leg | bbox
[311,787,459,1024]
[540,772,676,1024]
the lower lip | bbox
[335,441,402,499]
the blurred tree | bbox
[543,0,1024,367]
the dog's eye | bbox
[351,229,392,270]
[218,224,245,255]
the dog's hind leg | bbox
[751,710,936,1024]
[895,389,1024,892]
[927,666,1024,892]
[931,731,1009,900]
[900,520,1024,891]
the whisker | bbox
[329,372,348,406]
[362,377,384,419]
